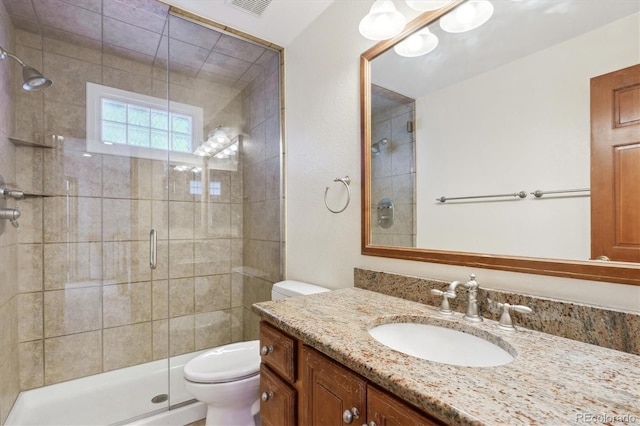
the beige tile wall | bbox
[12,26,281,393]
[0,0,18,423]
[240,50,282,340]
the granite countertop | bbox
[253,287,640,426]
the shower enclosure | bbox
[1,0,282,423]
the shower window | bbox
[86,82,203,163]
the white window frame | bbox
[86,82,204,164]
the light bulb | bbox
[456,3,476,24]
[359,0,407,41]
[439,0,494,33]
[394,28,438,57]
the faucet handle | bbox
[496,302,532,331]
[430,289,455,315]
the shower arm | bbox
[0,47,28,67]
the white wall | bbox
[416,13,639,260]
[284,2,640,313]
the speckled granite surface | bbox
[253,288,640,426]
[354,268,640,355]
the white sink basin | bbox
[369,322,514,367]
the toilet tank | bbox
[271,280,330,300]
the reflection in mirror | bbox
[371,85,415,247]
[362,0,640,285]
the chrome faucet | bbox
[446,274,483,323]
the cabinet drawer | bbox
[260,364,297,426]
[367,385,445,426]
[260,321,296,383]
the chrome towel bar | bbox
[531,188,590,198]
[436,191,527,203]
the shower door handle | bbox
[149,228,157,270]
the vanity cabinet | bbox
[259,321,444,426]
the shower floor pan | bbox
[6,351,206,426]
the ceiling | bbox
[160,0,335,47]
[2,0,286,89]
[372,0,640,99]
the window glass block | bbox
[190,180,202,195]
[102,99,126,123]
[172,133,192,153]
[128,105,150,127]
[128,125,150,147]
[210,181,221,196]
[151,130,169,150]
[102,121,127,144]
[172,115,192,134]
[151,110,169,130]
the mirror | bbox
[361,0,640,285]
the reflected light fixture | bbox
[405,0,452,11]
[359,0,407,41]
[194,125,232,157]
[0,46,53,91]
[439,0,494,33]
[394,27,439,57]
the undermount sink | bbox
[369,322,514,367]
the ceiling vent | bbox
[225,0,273,17]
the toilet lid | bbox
[184,340,261,384]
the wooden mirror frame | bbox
[360,1,640,286]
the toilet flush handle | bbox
[260,345,274,356]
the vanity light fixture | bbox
[439,0,494,33]
[194,125,232,157]
[359,0,407,41]
[405,0,452,11]
[394,27,439,57]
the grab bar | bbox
[436,191,527,203]
[531,188,590,198]
[149,228,157,270]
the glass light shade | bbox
[208,127,230,145]
[405,0,452,11]
[394,28,439,57]
[359,0,407,41]
[439,0,494,33]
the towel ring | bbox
[324,176,351,214]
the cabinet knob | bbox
[261,391,274,402]
[260,345,274,356]
[342,407,360,424]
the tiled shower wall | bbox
[240,48,282,340]
[371,87,416,247]
[0,1,18,423]
[11,27,280,391]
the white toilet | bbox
[183,280,330,426]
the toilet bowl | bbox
[183,340,261,426]
[183,280,330,426]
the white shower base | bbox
[6,351,207,426]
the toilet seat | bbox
[184,340,260,384]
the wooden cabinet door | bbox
[302,346,367,426]
[367,386,444,426]
[260,364,297,426]
[591,64,640,262]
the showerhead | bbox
[371,138,389,155]
[22,66,52,91]
[0,46,53,91]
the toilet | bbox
[183,280,330,426]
